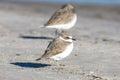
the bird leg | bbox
[55,29,58,38]
[55,29,61,38]
[55,29,66,38]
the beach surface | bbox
[0,2,120,80]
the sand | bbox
[0,2,120,80]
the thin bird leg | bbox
[55,29,59,38]
[55,29,64,37]
[58,29,63,35]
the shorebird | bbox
[36,31,75,62]
[44,4,77,37]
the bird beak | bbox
[72,38,76,41]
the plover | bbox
[36,31,75,61]
[44,4,77,36]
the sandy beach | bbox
[0,2,120,80]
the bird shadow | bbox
[10,62,51,68]
[19,35,53,40]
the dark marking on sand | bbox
[10,62,51,68]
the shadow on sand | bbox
[10,62,51,68]
[19,35,53,40]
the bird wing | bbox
[44,9,72,26]
[40,38,68,58]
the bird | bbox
[44,3,77,37]
[36,31,76,62]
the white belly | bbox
[50,43,73,60]
[46,14,77,29]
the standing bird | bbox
[44,4,77,37]
[36,31,76,61]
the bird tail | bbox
[35,57,42,61]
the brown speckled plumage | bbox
[44,4,76,26]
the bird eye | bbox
[65,37,70,39]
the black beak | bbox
[72,38,76,41]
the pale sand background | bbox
[0,2,120,80]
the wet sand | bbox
[0,2,120,80]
